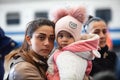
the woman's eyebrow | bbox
[35,33,46,35]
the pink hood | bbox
[62,34,101,58]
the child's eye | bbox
[67,35,73,38]
[58,34,63,38]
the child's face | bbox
[57,31,75,49]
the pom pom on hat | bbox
[55,16,82,41]
[51,6,87,41]
[52,8,68,23]
[68,6,86,23]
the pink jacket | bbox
[47,34,100,80]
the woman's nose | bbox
[99,31,106,38]
[44,38,49,46]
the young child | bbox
[47,6,101,80]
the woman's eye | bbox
[93,30,100,34]
[94,31,100,34]
[38,36,45,40]
[103,30,107,34]
[49,36,55,42]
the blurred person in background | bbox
[83,16,117,77]
[85,15,113,50]
[0,27,19,80]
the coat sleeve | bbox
[8,62,44,80]
[56,51,87,80]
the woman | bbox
[84,16,117,77]
[4,18,55,80]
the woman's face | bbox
[88,21,107,48]
[27,25,55,57]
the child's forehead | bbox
[58,30,71,35]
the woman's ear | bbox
[25,35,31,45]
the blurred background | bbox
[0,0,120,55]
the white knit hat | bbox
[53,6,87,41]
[55,15,83,41]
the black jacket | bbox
[0,27,19,80]
[90,45,117,76]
